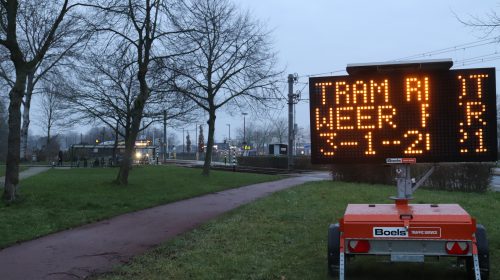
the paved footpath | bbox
[490,168,500,192]
[0,166,52,187]
[0,172,328,280]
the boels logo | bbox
[373,227,408,238]
[373,227,441,238]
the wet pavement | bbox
[0,173,328,280]
[490,168,500,191]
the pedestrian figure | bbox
[58,151,63,166]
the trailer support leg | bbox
[339,252,345,280]
[473,254,482,280]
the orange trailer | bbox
[327,160,489,280]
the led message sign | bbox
[309,65,497,164]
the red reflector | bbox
[445,242,469,255]
[348,240,370,253]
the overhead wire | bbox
[392,36,500,61]
[297,36,500,79]
[274,36,500,102]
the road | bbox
[490,169,500,191]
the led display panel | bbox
[309,67,497,164]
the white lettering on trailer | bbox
[373,227,408,238]
[411,230,437,235]
[408,227,442,238]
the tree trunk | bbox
[3,71,28,201]
[202,110,216,176]
[46,126,51,147]
[116,114,144,185]
[115,70,149,184]
[116,133,134,185]
[20,72,35,161]
[112,121,119,165]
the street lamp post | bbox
[242,113,248,145]
[226,123,231,165]
[163,110,167,161]
[195,123,199,161]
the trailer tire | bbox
[328,223,341,277]
[467,224,489,280]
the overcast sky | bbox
[32,0,500,144]
[218,0,500,144]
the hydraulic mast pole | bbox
[288,74,295,170]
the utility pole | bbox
[163,110,167,162]
[288,74,295,170]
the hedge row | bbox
[331,163,493,193]
[235,156,492,192]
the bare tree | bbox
[269,117,288,144]
[0,46,13,96]
[63,0,194,184]
[457,9,500,36]
[38,81,65,148]
[170,0,282,176]
[254,124,272,155]
[186,133,191,153]
[20,1,90,161]
[0,0,86,201]
[0,1,89,162]
[235,121,272,155]
[0,97,7,161]
[64,48,196,157]
[460,9,500,154]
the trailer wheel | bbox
[328,223,341,277]
[467,224,489,280]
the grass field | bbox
[95,181,500,280]
[0,166,280,248]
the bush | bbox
[331,164,393,185]
[414,163,493,193]
[331,163,493,193]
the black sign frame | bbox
[309,67,497,164]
